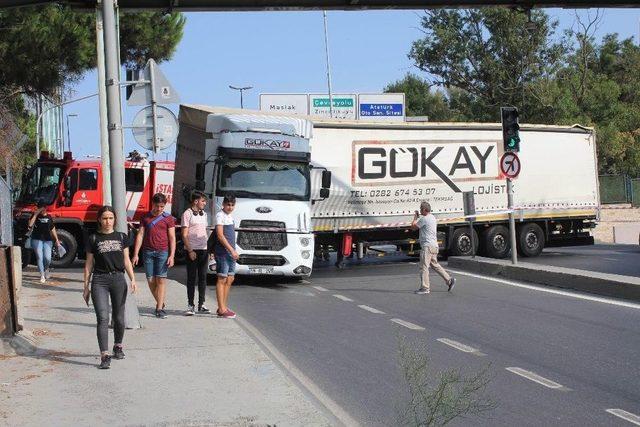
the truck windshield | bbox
[218,159,310,201]
[18,164,63,205]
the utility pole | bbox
[96,3,111,205]
[229,85,252,109]
[101,0,127,233]
[66,114,78,152]
[322,11,334,118]
[101,0,141,329]
[507,178,518,264]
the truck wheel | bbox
[51,229,78,268]
[483,225,510,258]
[449,227,479,257]
[518,223,545,257]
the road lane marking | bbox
[506,367,565,389]
[301,280,311,284]
[235,316,361,426]
[333,294,353,302]
[449,269,640,310]
[312,286,328,292]
[391,318,425,330]
[437,338,485,355]
[603,258,618,262]
[358,305,385,314]
[606,409,640,425]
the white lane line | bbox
[333,294,353,302]
[312,286,328,292]
[358,305,385,314]
[301,279,311,284]
[449,268,640,310]
[603,258,619,262]
[391,318,425,330]
[606,409,640,425]
[506,367,566,390]
[437,338,485,355]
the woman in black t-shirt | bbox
[84,206,137,370]
[27,202,60,284]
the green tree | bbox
[408,8,566,122]
[384,74,457,121]
[0,4,185,175]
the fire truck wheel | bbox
[21,247,33,268]
[51,229,78,268]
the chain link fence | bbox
[0,176,12,245]
[599,174,640,206]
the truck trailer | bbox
[174,105,599,276]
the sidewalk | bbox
[0,266,330,426]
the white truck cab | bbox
[190,112,330,277]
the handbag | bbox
[55,243,67,258]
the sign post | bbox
[500,152,521,264]
[462,191,476,258]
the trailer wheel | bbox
[518,223,545,257]
[449,227,479,257]
[483,225,510,259]
[51,229,78,268]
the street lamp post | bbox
[66,114,78,152]
[229,85,253,109]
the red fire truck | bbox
[13,150,175,267]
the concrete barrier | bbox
[448,256,640,302]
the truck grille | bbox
[237,220,287,251]
[237,254,287,266]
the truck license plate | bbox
[249,267,274,274]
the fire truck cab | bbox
[13,150,175,267]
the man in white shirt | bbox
[411,201,455,294]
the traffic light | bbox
[501,107,520,152]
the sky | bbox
[61,8,640,161]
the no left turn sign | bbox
[500,152,521,179]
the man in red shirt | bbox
[132,193,176,318]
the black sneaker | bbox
[448,277,456,292]
[99,355,112,369]
[198,305,211,314]
[155,309,168,319]
[112,346,125,360]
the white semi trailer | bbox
[174,105,599,275]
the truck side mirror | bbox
[320,188,330,199]
[63,176,73,206]
[321,170,332,189]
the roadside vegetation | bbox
[396,335,496,426]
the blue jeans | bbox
[32,239,53,275]
[143,249,169,278]
[215,253,236,277]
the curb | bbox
[448,256,640,302]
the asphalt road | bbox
[171,256,640,426]
[524,244,640,278]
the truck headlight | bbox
[301,250,311,259]
[299,237,310,247]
